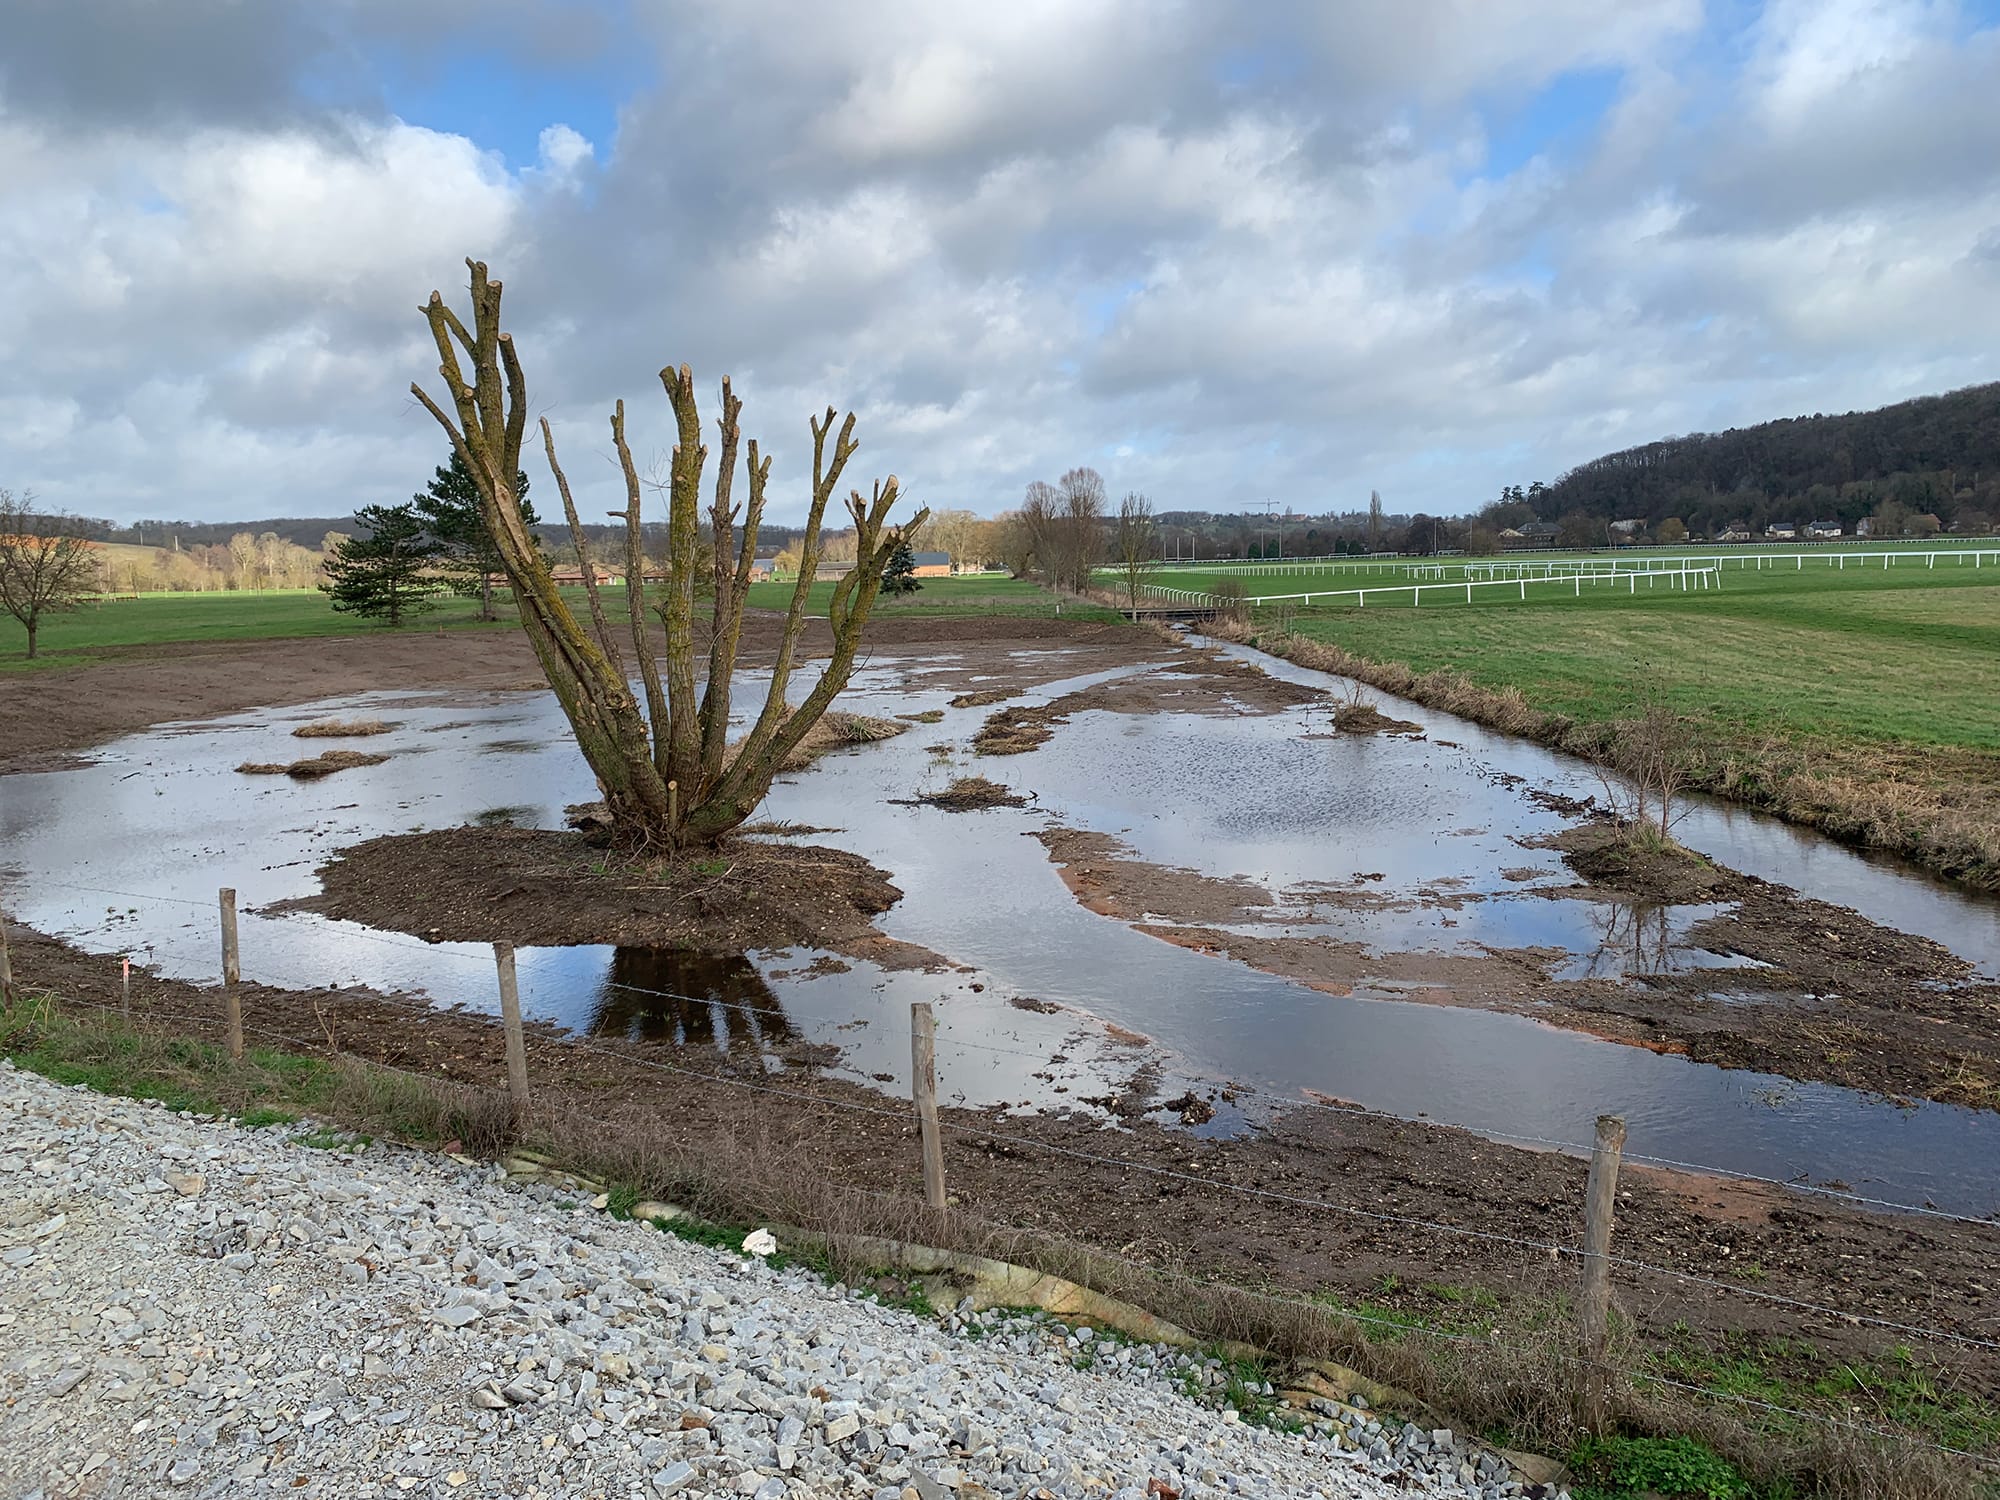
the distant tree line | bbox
[1483,382,2000,541]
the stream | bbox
[2,643,1996,1216]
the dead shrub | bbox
[1205,577,1250,625]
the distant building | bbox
[1608,518,1645,541]
[1716,523,1754,542]
[1806,519,1842,539]
[1504,520,1561,547]
[910,550,952,577]
[747,551,781,581]
[1765,522,1798,539]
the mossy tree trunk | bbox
[412,260,925,848]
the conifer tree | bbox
[320,504,445,626]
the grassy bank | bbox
[1193,565,2000,887]
[0,576,1121,670]
[0,992,1982,1500]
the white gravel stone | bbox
[0,1061,1567,1499]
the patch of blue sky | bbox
[1468,66,1624,186]
[1211,41,1307,92]
[366,48,645,170]
[1079,279,1149,337]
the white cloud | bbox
[0,0,1995,527]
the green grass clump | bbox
[1571,1434,1751,1500]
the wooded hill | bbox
[1500,383,2000,536]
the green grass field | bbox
[1149,555,2000,752]
[0,575,1116,671]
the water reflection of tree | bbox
[1577,902,1678,979]
[590,948,794,1051]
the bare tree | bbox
[0,490,101,658]
[1594,697,1695,841]
[1016,481,1059,584]
[1114,490,1156,606]
[411,260,925,849]
[1056,467,1106,591]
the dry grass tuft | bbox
[291,717,392,739]
[776,712,908,771]
[237,749,391,779]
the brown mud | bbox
[276,826,943,972]
[14,925,1998,1406]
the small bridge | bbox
[1117,602,1216,622]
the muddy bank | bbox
[13,924,1997,1406]
[1033,820,2000,1110]
[277,826,943,971]
[0,613,1149,774]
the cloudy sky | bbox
[3,0,1998,528]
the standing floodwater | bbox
[2,647,1996,1216]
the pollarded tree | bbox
[321,503,446,626]
[0,489,101,658]
[410,260,927,849]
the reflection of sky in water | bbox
[1207,641,2000,976]
[2,652,1997,1215]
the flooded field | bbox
[4,639,1998,1216]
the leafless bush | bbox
[1597,699,1696,841]
[1206,577,1250,625]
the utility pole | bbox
[1260,498,1282,560]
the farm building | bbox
[911,550,952,577]
[1501,520,1560,546]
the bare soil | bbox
[14,925,1998,1406]
[273,827,943,972]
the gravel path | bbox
[0,1063,1562,1500]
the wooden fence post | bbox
[493,942,530,1128]
[0,914,14,1013]
[121,957,132,1023]
[1577,1112,1627,1431]
[219,888,243,1060]
[910,1002,946,1211]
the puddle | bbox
[3,657,1998,1215]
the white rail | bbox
[1129,543,2000,577]
[1145,565,1722,610]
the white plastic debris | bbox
[741,1228,778,1257]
